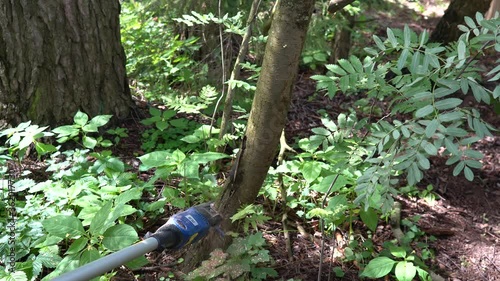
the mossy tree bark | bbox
[430,0,492,44]
[182,0,315,271]
[0,0,133,127]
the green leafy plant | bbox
[138,149,229,207]
[0,111,151,280]
[231,204,271,233]
[361,241,432,281]
[187,232,277,280]
[106,127,129,145]
[312,15,498,211]
[121,1,207,100]
[0,121,56,159]
[52,111,113,149]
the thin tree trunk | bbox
[430,0,492,44]
[0,0,133,127]
[182,0,315,271]
[486,0,500,19]
[218,0,261,143]
[330,10,355,64]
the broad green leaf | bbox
[438,111,464,122]
[115,188,143,206]
[493,85,500,98]
[416,267,430,281]
[35,142,57,156]
[434,98,462,110]
[339,75,350,92]
[82,123,99,133]
[444,138,460,155]
[395,261,417,281]
[446,127,468,137]
[465,159,482,169]
[312,174,346,193]
[419,29,428,47]
[156,120,169,131]
[457,24,469,32]
[66,237,88,255]
[79,248,101,266]
[89,115,112,127]
[486,63,500,77]
[89,201,113,236]
[453,161,465,176]
[401,125,411,138]
[2,271,28,281]
[403,25,411,48]
[410,162,423,184]
[460,136,481,145]
[338,58,356,74]
[392,129,401,140]
[180,135,200,143]
[360,207,378,232]
[387,28,397,48]
[102,224,139,251]
[103,157,125,172]
[415,105,434,118]
[312,127,331,136]
[464,149,483,159]
[397,48,410,70]
[421,140,437,155]
[325,64,347,76]
[301,161,322,183]
[464,16,476,29]
[361,256,396,278]
[425,119,439,138]
[190,152,229,164]
[172,149,186,163]
[73,111,89,126]
[350,55,363,73]
[457,40,466,65]
[416,153,430,170]
[42,215,85,239]
[464,166,474,181]
[373,35,386,51]
[337,113,347,128]
[82,136,97,149]
[389,245,407,259]
[138,151,172,170]
[52,125,79,137]
[410,51,421,74]
[446,155,461,165]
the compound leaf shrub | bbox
[311,13,499,211]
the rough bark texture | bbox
[182,0,316,271]
[0,0,133,127]
[430,0,492,44]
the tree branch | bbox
[328,0,355,14]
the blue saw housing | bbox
[166,205,211,249]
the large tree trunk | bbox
[182,0,315,271]
[430,0,492,44]
[0,0,133,127]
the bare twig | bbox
[278,130,296,260]
[217,0,262,144]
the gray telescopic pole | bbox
[50,238,158,281]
